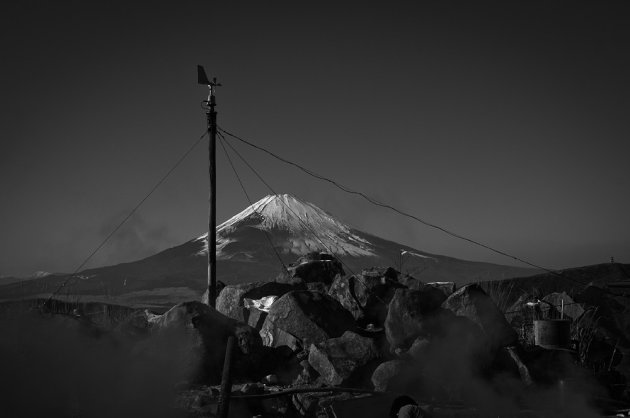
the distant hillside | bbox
[0,277,22,287]
[478,262,630,307]
[0,194,536,308]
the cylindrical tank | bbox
[533,319,571,349]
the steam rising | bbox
[392,314,603,418]
[0,312,196,417]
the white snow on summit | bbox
[195,194,376,258]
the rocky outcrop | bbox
[307,331,379,386]
[384,287,450,351]
[279,252,344,287]
[328,267,403,325]
[200,281,226,305]
[212,281,294,322]
[151,301,263,383]
[259,290,355,350]
[442,284,517,349]
[371,359,406,392]
[427,282,456,297]
[541,291,584,320]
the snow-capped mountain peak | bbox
[195,194,376,258]
[219,194,348,233]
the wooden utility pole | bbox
[217,335,235,418]
[198,66,220,307]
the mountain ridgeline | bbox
[0,194,535,309]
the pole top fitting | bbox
[198,65,221,102]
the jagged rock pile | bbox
[7,256,628,417]
[186,252,537,416]
[15,253,627,417]
[117,253,630,417]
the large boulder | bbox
[307,331,379,386]
[540,291,585,321]
[375,316,491,398]
[260,290,355,350]
[398,275,456,297]
[397,274,424,290]
[442,284,517,349]
[384,287,450,351]
[420,315,491,382]
[427,282,456,298]
[371,360,406,392]
[213,281,294,322]
[504,293,537,344]
[328,267,403,325]
[279,252,344,286]
[200,281,227,305]
[151,301,263,383]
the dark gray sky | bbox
[1,1,629,277]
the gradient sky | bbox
[1,1,629,277]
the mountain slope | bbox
[0,194,536,308]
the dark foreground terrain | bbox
[1,257,629,417]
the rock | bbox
[504,346,533,386]
[327,275,368,321]
[442,284,517,349]
[541,291,585,321]
[384,288,450,351]
[307,331,379,386]
[398,275,456,298]
[251,345,303,385]
[427,282,456,297]
[295,359,319,385]
[504,293,535,324]
[263,327,302,351]
[260,290,356,350]
[292,392,320,416]
[371,360,406,392]
[328,267,404,326]
[400,316,490,398]
[113,309,149,337]
[421,315,489,377]
[246,308,268,330]
[397,404,427,418]
[362,266,399,281]
[263,374,278,384]
[200,280,226,305]
[305,281,329,293]
[240,382,265,395]
[150,301,263,383]
[213,281,294,322]
[280,252,345,286]
[375,318,490,398]
[408,337,431,360]
[398,274,424,290]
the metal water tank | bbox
[533,319,571,349]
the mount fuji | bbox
[0,194,535,309]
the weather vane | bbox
[197,65,221,104]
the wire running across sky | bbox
[217,133,288,273]
[45,131,209,303]
[217,126,591,288]
[219,132,358,273]
[219,131,388,306]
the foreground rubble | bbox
[3,254,629,417]
[170,254,629,416]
